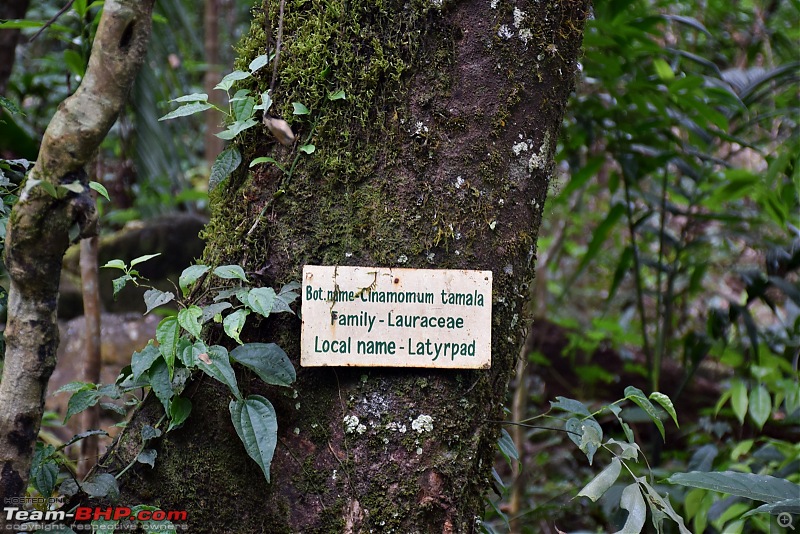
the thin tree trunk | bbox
[0,0,31,95]
[203,0,224,168]
[0,1,154,523]
[78,231,101,479]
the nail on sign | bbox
[301,265,492,368]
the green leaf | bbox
[566,417,602,465]
[215,118,259,140]
[668,471,800,504]
[640,479,691,534]
[497,428,519,463]
[215,70,251,91]
[88,181,110,201]
[56,381,93,394]
[213,264,248,282]
[229,395,278,482]
[231,90,256,122]
[299,144,315,154]
[65,390,100,423]
[156,316,180,370]
[141,425,163,441]
[254,91,272,112]
[249,156,287,172]
[131,253,161,267]
[201,302,232,323]
[111,275,131,298]
[179,264,210,297]
[748,384,771,429]
[571,203,626,286]
[158,102,214,121]
[550,396,593,417]
[577,457,621,502]
[224,308,250,344]
[143,288,175,315]
[132,342,161,382]
[209,147,241,191]
[63,49,86,78]
[196,345,241,399]
[617,482,647,534]
[137,448,158,468]
[249,54,270,73]
[624,386,666,441]
[168,397,192,431]
[81,473,119,499]
[730,379,748,424]
[247,287,276,317]
[171,92,208,103]
[148,357,173,412]
[653,58,675,80]
[101,259,127,270]
[327,89,346,101]
[743,498,800,517]
[230,343,295,386]
[178,305,203,339]
[292,102,310,115]
[649,392,678,428]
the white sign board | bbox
[301,265,492,368]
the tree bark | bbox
[94,0,589,531]
[0,1,154,523]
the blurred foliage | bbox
[489,0,799,532]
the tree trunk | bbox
[97,1,589,531]
[0,1,154,523]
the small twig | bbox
[31,0,76,41]
[269,0,286,94]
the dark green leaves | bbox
[230,343,296,386]
[209,147,241,191]
[229,395,278,482]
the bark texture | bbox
[0,0,30,95]
[0,1,154,522]
[98,0,589,532]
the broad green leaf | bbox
[605,438,640,460]
[141,425,162,441]
[156,316,180,370]
[171,92,208,103]
[624,386,666,441]
[640,479,691,534]
[550,396,592,417]
[148,357,173,412]
[668,471,800,503]
[497,428,519,463]
[229,343,296,387]
[254,91,272,112]
[56,381,93,394]
[89,181,110,201]
[614,483,647,534]
[63,49,86,78]
[215,70,251,91]
[653,58,675,80]
[137,448,157,468]
[215,118,259,140]
[229,395,278,482]
[247,287,276,317]
[299,144,315,154]
[179,264,210,297]
[328,89,346,101]
[249,54,270,73]
[209,147,241,191]
[730,379,748,424]
[292,102,310,115]
[64,390,100,423]
[131,253,161,266]
[744,498,800,517]
[159,102,214,121]
[178,305,203,339]
[650,392,678,428]
[224,308,249,344]
[231,90,256,122]
[132,342,161,382]
[196,345,241,399]
[143,288,175,315]
[168,397,192,431]
[112,274,131,295]
[101,259,127,270]
[578,457,621,502]
[748,384,771,429]
[566,417,602,465]
[201,302,232,323]
[214,264,248,282]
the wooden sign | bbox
[301,266,492,368]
